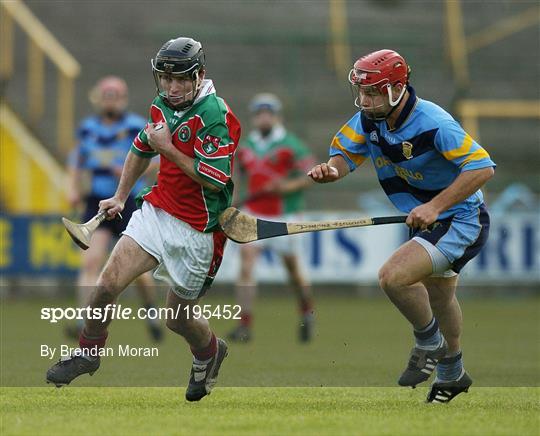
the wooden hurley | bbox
[218,207,407,244]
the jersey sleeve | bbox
[130,104,162,158]
[130,128,158,158]
[193,122,235,189]
[329,113,369,172]
[435,120,496,171]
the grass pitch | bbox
[1,387,538,435]
[1,293,539,434]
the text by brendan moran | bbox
[41,344,159,360]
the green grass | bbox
[1,387,538,435]
[1,294,539,434]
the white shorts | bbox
[246,211,301,255]
[123,202,227,299]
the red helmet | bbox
[348,50,410,119]
[349,49,410,93]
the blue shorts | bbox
[83,195,138,237]
[409,204,490,273]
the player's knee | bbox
[378,266,398,292]
[378,263,413,291]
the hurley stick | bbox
[218,207,407,244]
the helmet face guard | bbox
[348,69,407,121]
[152,62,202,110]
[348,49,410,121]
[151,37,205,110]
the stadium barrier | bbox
[1,0,80,156]
[0,104,69,214]
[1,212,538,284]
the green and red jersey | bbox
[237,125,314,216]
[131,80,241,232]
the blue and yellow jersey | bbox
[330,86,496,218]
[68,112,146,198]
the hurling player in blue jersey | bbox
[67,76,162,342]
[308,50,495,403]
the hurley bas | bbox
[41,344,159,360]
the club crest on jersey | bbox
[369,131,379,143]
[202,134,221,155]
[402,141,413,159]
[178,125,191,142]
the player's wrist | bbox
[113,193,128,204]
[158,141,176,157]
[428,199,445,215]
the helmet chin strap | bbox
[190,70,204,101]
[386,83,407,107]
[352,83,407,121]
[361,84,406,120]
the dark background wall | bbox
[4,0,539,209]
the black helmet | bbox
[151,37,206,109]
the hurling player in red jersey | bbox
[228,93,316,343]
[47,37,241,402]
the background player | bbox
[66,76,162,341]
[47,37,241,401]
[228,93,316,343]
[308,50,495,403]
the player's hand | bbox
[406,203,440,230]
[146,122,173,155]
[99,196,124,220]
[307,163,339,183]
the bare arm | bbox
[431,167,494,213]
[408,167,495,229]
[307,154,351,183]
[98,151,150,219]
[114,152,151,203]
[142,158,160,181]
